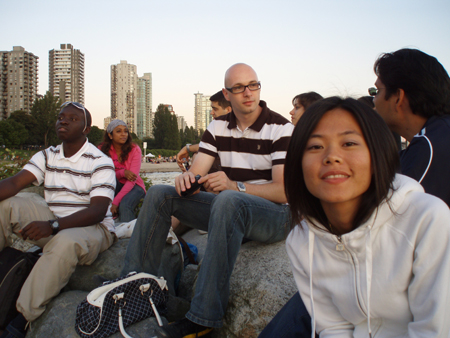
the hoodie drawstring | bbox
[308,229,316,338]
[365,225,373,338]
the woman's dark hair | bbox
[284,97,399,231]
[99,127,134,163]
[292,92,323,110]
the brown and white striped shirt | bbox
[23,139,116,231]
[199,101,294,184]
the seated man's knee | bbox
[211,190,244,210]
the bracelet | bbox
[186,144,192,153]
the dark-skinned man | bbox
[0,102,116,338]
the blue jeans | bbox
[115,180,145,222]
[259,292,314,338]
[122,185,291,328]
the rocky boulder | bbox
[27,228,297,337]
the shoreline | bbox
[140,161,183,173]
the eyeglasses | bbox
[368,87,383,96]
[225,82,261,94]
[60,101,87,132]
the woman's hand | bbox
[124,170,137,181]
[110,204,119,217]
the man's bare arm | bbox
[0,170,37,202]
[176,143,200,171]
[21,196,111,241]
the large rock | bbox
[28,229,296,338]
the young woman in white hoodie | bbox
[278,97,450,338]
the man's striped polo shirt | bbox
[199,100,294,184]
[23,139,116,231]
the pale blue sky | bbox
[2,0,449,128]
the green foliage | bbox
[0,120,29,148]
[142,137,157,149]
[131,132,143,149]
[180,126,202,145]
[88,126,105,146]
[152,104,181,150]
[0,148,34,180]
[9,110,37,145]
[30,91,61,147]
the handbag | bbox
[75,272,169,338]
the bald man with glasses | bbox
[123,63,294,338]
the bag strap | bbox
[178,236,198,265]
[118,308,133,338]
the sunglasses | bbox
[60,101,87,132]
[368,87,383,96]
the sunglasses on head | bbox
[60,101,87,132]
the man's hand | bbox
[176,147,189,172]
[124,170,137,181]
[110,204,119,217]
[175,171,200,196]
[20,221,53,241]
[200,171,237,194]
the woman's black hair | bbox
[99,126,134,163]
[284,97,399,231]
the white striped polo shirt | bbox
[24,139,116,231]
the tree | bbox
[0,119,28,148]
[153,104,171,148]
[9,110,37,145]
[30,91,61,147]
[88,126,104,146]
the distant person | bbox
[0,102,116,338]
[289,91,323,125]
[99,120,146,222]
[176,90,232,172]
[370,48,450,206]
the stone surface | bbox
[27,290,87,338]
[25,229,296,338]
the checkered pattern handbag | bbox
[75,272,169,338]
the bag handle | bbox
[118,308,133,338]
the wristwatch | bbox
[48,219,60,235]
[237,181,246,193]
[186,144,192,153]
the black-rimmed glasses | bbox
[60,101,87,132]
[226,82,261,94]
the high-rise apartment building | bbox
[111,61,138,134]
[177,115,187,132]
[194,92,212,132]
[136,73,152,139]
[0,46,39,120]
[49,44,84,105]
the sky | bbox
[2,0,450,129]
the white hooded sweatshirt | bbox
[287,174,450,338]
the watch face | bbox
[238,182,246,192]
